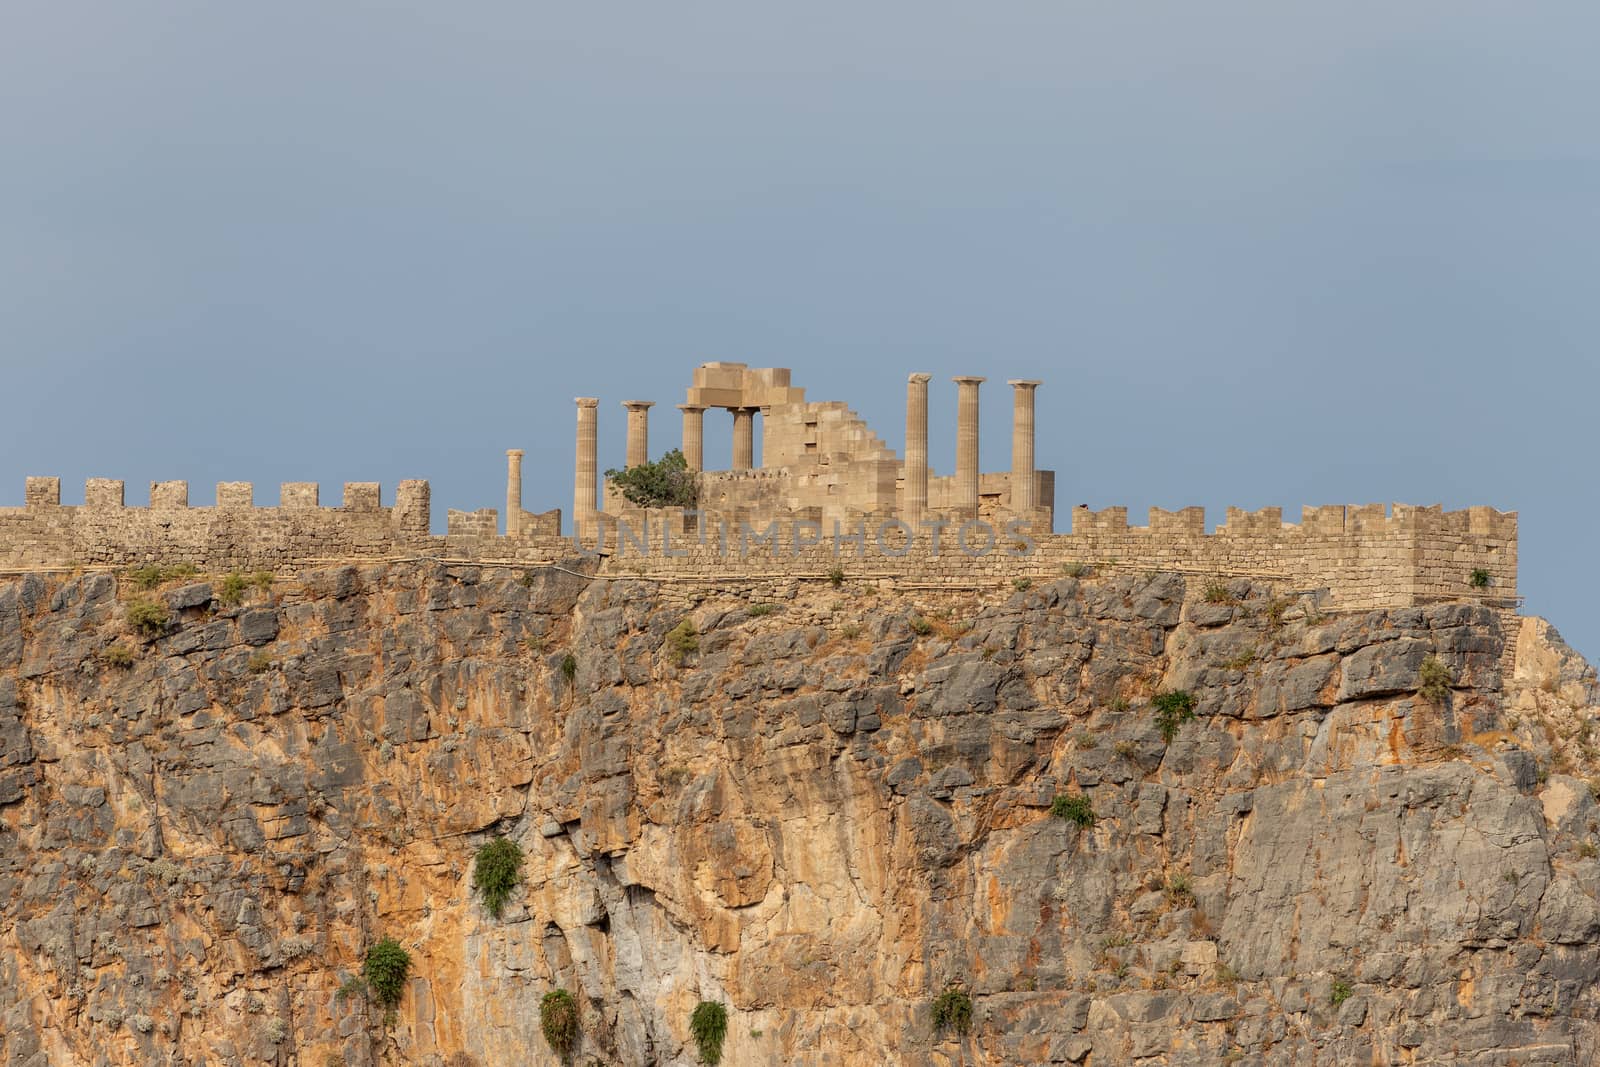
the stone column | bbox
[904,373,931,523]
[574,398,599,529]
[505,449,525,536]
[677,404,706,471]
[731,407,756,471]
[1007,380,1041,514]
[953,376,985,517]
[623,401,654,469]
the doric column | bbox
[574,398,599,529]
[505,449,525,536]
[677,404,706,471]
[622,401,654,469]
[1007,380,1041,514]
[731,407,756,471]
[904,373,931,523]
[953,376,985,517]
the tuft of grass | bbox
[690,1000,728,1065]
[1113,739,1140,760]
[560,652,578,686]
[828,566,846,588]
[1062,562,1091,578]
[930,984,973,1036]
[746,603,775,617]
[219,572,250,607]
[251,571,274,591]
[1203,583,1234,604]
[1152,690,1197,744]
[126,598,171,638]
[908,615,934,636]
[665,620,700,664]
[1330,978,1353,1006]
[127,563,199,590]
[540,988,580,1057]
[1470,568,1491,589]
[472,837,524,920]
[1013,578,1032,592]
[839,623,862,640]
[1050,793,1096,828]
[1418,655,1453,703]
[362,938,411,1009]
[247,651,273,674]
[1219,646,1257,671]
[100,645,135,669]
[1165,874,1195,906]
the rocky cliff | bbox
[0,563,1597,1066]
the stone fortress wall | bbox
[0,363,1519,613]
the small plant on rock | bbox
[100,645,135,669]
[828,566,846,588]
[1152,690,1197,744]
[220,572,250,606]
[664,620,700,664]
[247,651,273,674]
[1203,582,1234,604]
[1062,562,1091,578]
[1470,568,1491,589]
[690,1000,728,1064]
[126,598,171,638]
[361,938,411,1009]
[560,652,578,686]
[908,615,934,636]
[1418,655,1452,703]
[930,984,973,1036]
[746,603,775,617]
[472,837,523,919]
[1050,793,1096,828]
[540,988,581,1057]
[1330,977,1353,1006]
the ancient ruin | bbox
[0,362,1517,614]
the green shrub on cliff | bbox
[665,620,699,664]
[1050,793,1096,828]
[126,598,170,638]
[1151,690,1197,743]
[362,938,411,1009]
[605,449,698,508]
[930,984,973,1035]
[690,1000,728,1064]
[472,837,523,919]
[540,988,580,1056]
[1419,655,1452,703]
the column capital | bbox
[507,448,525,458]
[908,372,932,384]
[952,375,987,385]
[576,397,599,409]
[676,403,707,413]
[622,400,655,411]
[1006,379,1042,389]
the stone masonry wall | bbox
[0,478,1517,613]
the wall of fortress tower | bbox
[0,364,1518,614]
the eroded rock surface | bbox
[0,565,1595,1065]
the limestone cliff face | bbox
[0,564,1597,1066]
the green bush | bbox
[1470,568,1491,589]
[690,1000,728,1064]
[126,598,171,638]
[1330,977,1353,1006]
[560,652,578,685]
[665,620,700,664]
[1050,793,1096,828]
[930,984,973,1035]
[1419,655,1452,703]
[362,938,411,1009]
[472,837,523,919]
[540,988,581,1057]
[1013,578,1032,592]
[100,645,135,669]
[1152,690,1197,744]
[908,615,934,636]
[605,449,698,508]
[746,603,774,617]
[1062,562,1091,578]
[220,572,250,606]
[828,566,846,588]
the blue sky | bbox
[3,3,1597,655]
